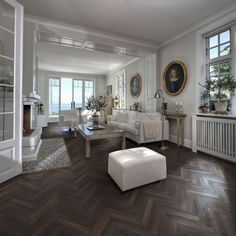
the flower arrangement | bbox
[199,75,236,113]
[204,75,236,102]
[86,96,107,125]
[86,96,107,114]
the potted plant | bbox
[86,96,107,125]
[200,75,236,113]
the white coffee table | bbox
[76,124,126,158]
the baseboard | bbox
[169,135,192,149]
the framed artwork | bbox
[106,85,112,96]
[163,60,187,96]
[130,73,142,98]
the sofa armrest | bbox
[135,121,144,140]
[107,115,117,121]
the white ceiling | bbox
[18,0,235,44]
[37,42,137,75]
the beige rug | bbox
[23,138,71,174]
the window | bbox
[49,78,60,117]
[207,30,230,60]
[116,72,126,109]
[49,78,94,117]
[73,80,83,108]
[206,29,231,99]
[61,78,73,110]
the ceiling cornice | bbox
[24,14,159,50]
[106,58,139,77]
[158,3,236,49]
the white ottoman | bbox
[108,147,167,191]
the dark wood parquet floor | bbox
[0,123,236,236]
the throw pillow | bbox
[117,112,128,122]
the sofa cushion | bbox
[117,112,128,122]
[108,121,120,128]
[118,123,138,135]
[127,111,139,124]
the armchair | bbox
[58,109,78,131]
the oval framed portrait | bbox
[130,73,142,98]
[163,60,187,96]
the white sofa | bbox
[107,110,169,144]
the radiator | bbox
[192,114,236,163]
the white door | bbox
[0,0,23,183]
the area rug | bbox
[23,138,71,174]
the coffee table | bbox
[76,123,126,158]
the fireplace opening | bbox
[23,105,34,137]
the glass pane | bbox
[209,76,218,81]
[209,64,218,77]
[60,78,73,110]
[209,35,218,48]
[49,78,59,117]
[0,87,13,112]
[0,1,15,32]
[84,80,94,103]
[0,114,13,141]
[0,28,14,59]
[74,80,83,108]
[220,43,230,56]
[220,61,231,75]
[209,47,218,59]
[0,57,14,85]
[220,30,230,44]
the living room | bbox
[0,0,236,235]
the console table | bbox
[165,113,187,147]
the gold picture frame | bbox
[130,73,142,98]
[163,60,187,96]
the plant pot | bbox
[214,101,228,114]
[199,105,209,113]
[91,114,99,126]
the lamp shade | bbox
[154,89,163,99]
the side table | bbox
[164,113,187,147]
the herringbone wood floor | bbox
[0,123,236,236]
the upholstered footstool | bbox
[108,147,167,191]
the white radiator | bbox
[192,114,236,163]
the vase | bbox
[91,114,99,126]
[214,101,228,114]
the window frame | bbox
[206,29,231,64]
[205,29,232,103]
[48,77,95,118]
[115,70,127,110]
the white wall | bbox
[158,8,236,148]
[106,56,157,112]
[158,32,196,147]
[22,21,37,96]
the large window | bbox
[206,29,231,99]
[49,78,94,117]
[49,78,60,117]
[116,72,126,109]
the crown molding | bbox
[106,58,139,77]
[24,14,159,50]
[38,69,106,78]
[159,3,236,49]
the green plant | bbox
[86,96,107,114]
[200,75,236,102]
